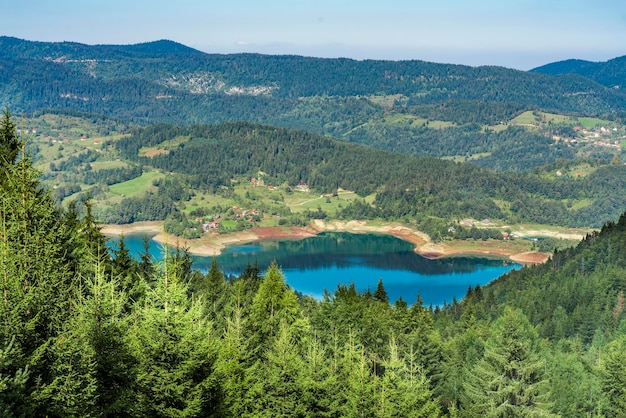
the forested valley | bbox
[3,103,626,417]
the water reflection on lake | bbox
[109,232,519,306]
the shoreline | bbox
[100,219,554,265]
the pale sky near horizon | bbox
[4,0,626,70]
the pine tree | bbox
[0,114,82,414]
[340,334,376,418]
[373,278,389,304]
[375,336,440,418]
[214,306,249,417]
[137,235,155,281]
[201,258,228,325]
[126,256,218,417]
[0,108,20,170]
[599,335,626,416]
[248,261,301,354]
[32,260,136,417]
[300,333,338,417]
[247,321,306,417]
[461,307,555,417]
[0,336,30,416]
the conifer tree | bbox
[0,337,30,416]
[33,259,135,417]
[373,278,389,304]
[300,334,338,417]
[0,111,82,414]
[247,321,306,417]
[137,235,155,281]
[214,305,249,417]
[0,108,20,170]
[248,261,301,353]
[202,258,229,325]
[599,335,626,416]
[461,307,555,417]
[126,255,218,417]
[340,334,376,418]
[375,336,440,418]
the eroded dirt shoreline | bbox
[101,219,554,265]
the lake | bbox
[108,232,519,306]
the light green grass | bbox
[567,199,593,210]
[409,118,429,128]
[510,111,540,125]
[90,161,127,171]
[368,94,407,107]
[109,172,164,197]
[427,120,455,129]
[483,124,509,133]
[444,152,492,163]
[578,117,610,129]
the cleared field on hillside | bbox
[109,171,164,197]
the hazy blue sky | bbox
[5,0,626,69]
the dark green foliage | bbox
[599,335,626,416]
[461,308,554,416]
[0,108,20,169]
[531,55,626,90]
[0,337,29,417]
[126,256,218,417]
[3,36,626,124]
[373,279,389,304]
[4,37,626,177]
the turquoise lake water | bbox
[108,232,519,306]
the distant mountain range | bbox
[2,36,626,124]
[531,55,626,90]
[3,37,626,175]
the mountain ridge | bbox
[531,54,626,89]
[2,36,624,110]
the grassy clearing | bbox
[564,163,598,178]
[409,118,428,128]
[542,112,574,124]
[287,193,358,215]
[510,111,574,126]
[567,199,594,210]
[384,114,416,124]
[510,111,539,125]
[578,117,610,129]
[363,193,377,204]
[444,239,533,255]
[509,223,591,235]
[444,152,492,163]
[483,124,509,133]
[183,193,237,213]
[138,135,190,156]
[368,94,407,107]
[109,171,164,197]
[90,160,128,171]
[427,120,455,129]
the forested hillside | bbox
[2,36,624,112]
[101,121,626,229]
[3,109,626,417]
[3,37,626,173]
[531,54,626,90]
